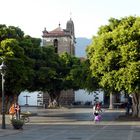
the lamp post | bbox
[0,61,6,129]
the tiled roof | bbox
[42,26,71,37]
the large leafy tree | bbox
[31,49,82,107]
[87,16,140,117]
[0,25,39,111]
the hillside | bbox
[75,37,91,57]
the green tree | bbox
[31,49,82,107]
[87,16,140,117]
[29,46,61,96]
[0,25,37,111]
[0,25,24,42]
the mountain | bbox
[75,37,91,57]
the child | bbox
[92,102,102,122]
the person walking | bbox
[92,102,102,122]
[15,102,21,120]
[9,103,16,120]
[125,95,132,115]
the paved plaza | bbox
[0,107,140,140]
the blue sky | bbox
[0,0,140,39]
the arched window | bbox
[53,39,58,53]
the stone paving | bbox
[0,107,140,140]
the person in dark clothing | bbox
[15,103,21,120]
[125,95,132,115]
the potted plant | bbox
[11,119,24,129]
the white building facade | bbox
[75,89,104,105]
[18,91,43,106]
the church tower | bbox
[66,18,75,37]
[42,18,75,56]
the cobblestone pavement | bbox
[0,107,140,140]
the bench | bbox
[113,103,123,109]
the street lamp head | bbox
[0,61,6,74]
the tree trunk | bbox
[138,94,140,117]
[109,92,114,109]
[132,93,140,117]
[48,90,61,108]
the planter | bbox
[11,119,24,129]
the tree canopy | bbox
[0,25,40,108]
[87,16,140,93]
[87,16,140,116]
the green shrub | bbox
[11,119,24,129]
